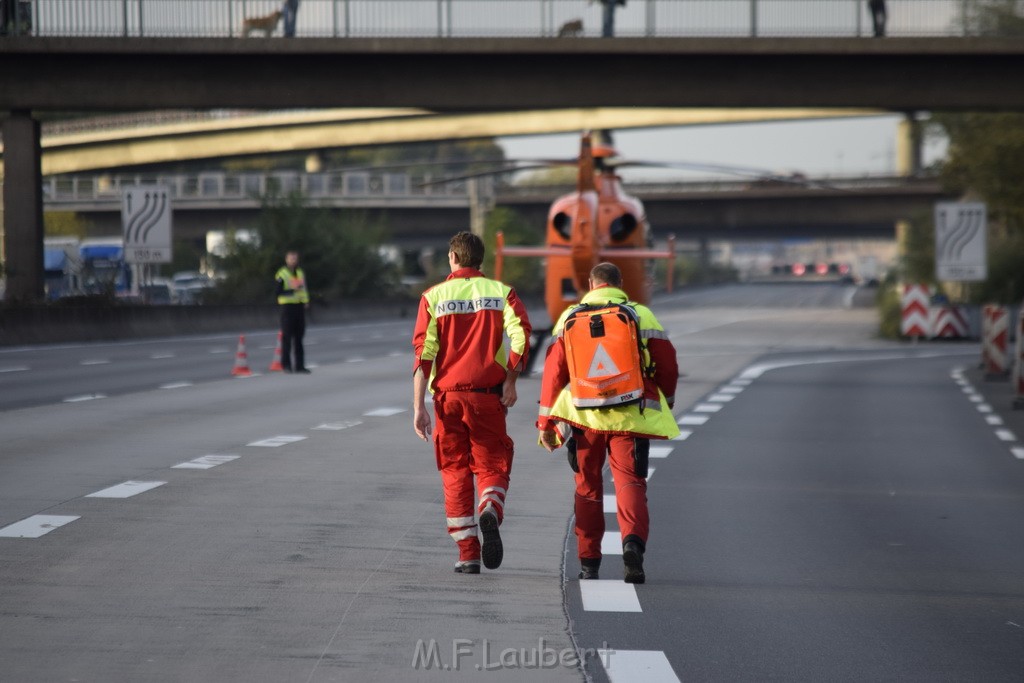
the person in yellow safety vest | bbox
[275,250,311,374]
[538,262,679,584]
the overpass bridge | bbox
[4,0,1024,299]
[38,170,952,245]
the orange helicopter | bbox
[493,131,676,327]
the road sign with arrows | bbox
[121,185,173,264]
[935,201,986,282]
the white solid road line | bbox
[0,514,80,539]
[173,455,240,470]
[579,581,642,612]
[247,435,307,448]
[86,480,166,499]
[63,394,107,403]
[599,649,681,683]
[363,407,406,417]
[0,365,29,373]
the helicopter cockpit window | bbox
[609,213,638,242]
[552,212,572,241]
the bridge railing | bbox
[39,170,935,208]
[3,0,1019,39]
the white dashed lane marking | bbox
[708,394,735,402]
[649,446,673,459]
[599,649,681,683]
[80,359,110,366]
[693,403,723,413]
[150,352,176,359]
[995,430,1017,442]
[0,366,29,373]
[1013,447,1024,460]
[678,415,709,426]
[312,420,363,431]
[602,532,623,556]
[173,455,240,470]
[603,495,617,514]
[86,480,166,499]
[159,381,193,390]
[247,435,307,448]
[63,394,107,403]
[363,407,406,417]
[672,430,692,441]
[347,357,367,363]
[987,415,1004,425]
[719,386,744,394]
[0,515,80,539]
[580,581,642,612]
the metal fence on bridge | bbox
[3,0,1021,39]
[38,170,931,210]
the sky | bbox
[498,113,949,183]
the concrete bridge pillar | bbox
[2,110,44,302]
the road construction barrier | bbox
[231,334,253,377]
[900,284,931,338]
[269,331,284,372]
[930,304,969,340]
[1014,306,1024,409]
[982,304,1010,377]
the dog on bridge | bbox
[242,10,282,37]
[557,18,584,37]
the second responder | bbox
[412,231,532,574]
[275,250,311,374]
[537,262,679,584]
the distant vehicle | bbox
[171,271,213,304]
[79,238,131,297]
[43,237,83,299]
[140,277,174,305]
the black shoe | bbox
[281,366,293,373]
[479,507,503,570]
[623,541,645,584]
[295,368,311,374]
[454,560,481,574]
[578,558,600,580]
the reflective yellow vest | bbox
[546,287,679,439]
[276,266,309,305]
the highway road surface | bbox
[2,282,1022,682]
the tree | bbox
[482,207,544,297]
[210,190,399,304]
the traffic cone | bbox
[269,331,284,372]
[231,334,253,377]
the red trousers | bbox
[433,391,514,561]
[573,430,649,560]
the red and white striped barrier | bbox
[1014,305,1024,409]
[930,304,970,340]
[900,284,931,338]
[981,304,1010,376]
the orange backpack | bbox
[562,303,647,409]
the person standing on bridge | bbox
[275,250,310,374]
[282,0,300,37]
[868,0,887,37]
[537,262,679,584]
[412,231,531,574]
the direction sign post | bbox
[935,201,987,282]
[121,185,173,265]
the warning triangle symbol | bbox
[587,343,621,378]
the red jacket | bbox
[412,268,532,392]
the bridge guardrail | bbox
[3,0,1019,39]
[34,171,939,209]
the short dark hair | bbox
[449,231,485,269]
[590,262,622,287]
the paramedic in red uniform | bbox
[412,231,532,574]
[537,262,679,583]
